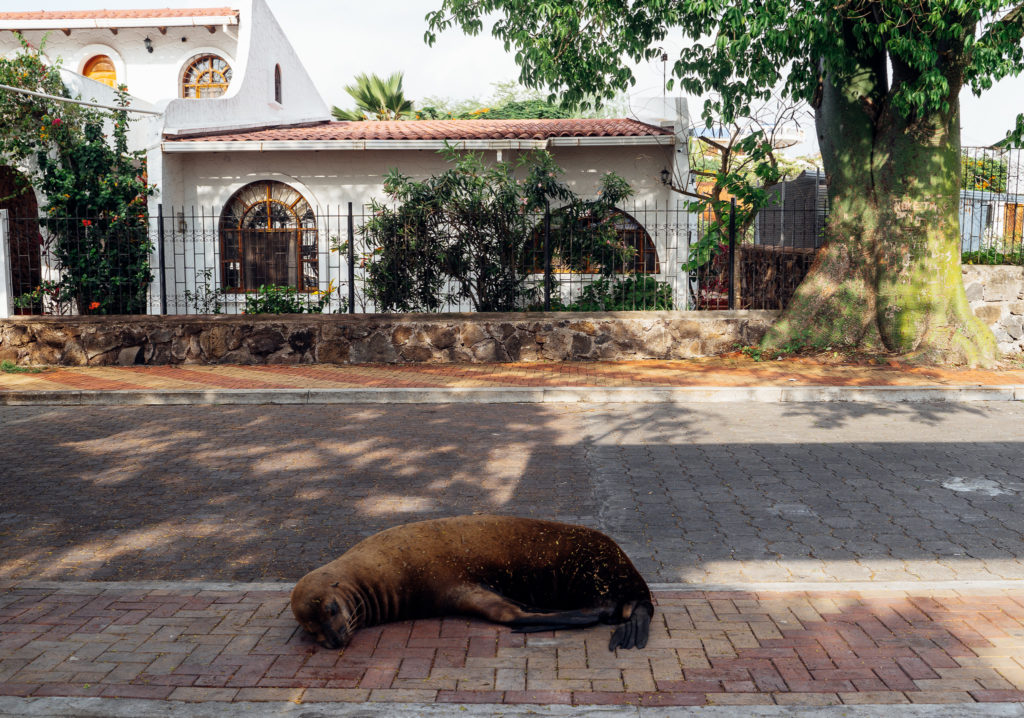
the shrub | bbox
[243,284,340,314]
[356,146,634,312]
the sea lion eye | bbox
[328,599,340,617]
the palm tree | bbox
[331,72,414,121]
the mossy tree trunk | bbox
[763,41,997,366]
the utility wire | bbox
[0,83,163,115]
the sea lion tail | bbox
[609,601,653,651]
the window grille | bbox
[181,54,232,98]
[218,181,318,292]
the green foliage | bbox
[416,98,570,120]
[242,284,337,314]
[426,1,1024,133]
[415,78,627,119]
[34,87,155,315]
[484,100,571,119]
[564,276,673,311]
[685,133,781,271]
[1,42,156,315]
[183,268,228,314]
[357,146,634,312]
[0,37,94,199]
[962,247,1024,265]
[961,153,1009,192]
[332,72,414,121]
[0,359,44,374]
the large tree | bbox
[427,1,1024,365]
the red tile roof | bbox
[167,119,674,143]
[0,8,237,21]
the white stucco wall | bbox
[0,0,330,135]
[161,0,331,135]
[0,25,238,108]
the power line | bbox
[0,83,163,115]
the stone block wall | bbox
[0,311,777,366]
[962,265,1024,354]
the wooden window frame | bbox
[181,53,232,99]
[218,181,319,293]
[83,55,117,88]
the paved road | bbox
[2,401,1024,584]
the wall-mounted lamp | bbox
[143,36,153,53]
[659,168,672,186]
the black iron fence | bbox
[0,200,833,316]
[7,146,1022,317]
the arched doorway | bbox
[218,181,318,292]
[0,167,42,313]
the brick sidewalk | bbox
[2,359,1024,393]
[4,583,1024,707]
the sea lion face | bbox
[291,578,354,649]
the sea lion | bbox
[291,515,653,651]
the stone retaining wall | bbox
[963,265,1024,354]
[0,311,777,366]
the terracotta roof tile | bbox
[168,119,674,143]
[0,8,238,21]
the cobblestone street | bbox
[3,401,1024,585]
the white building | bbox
[0,0,691,315]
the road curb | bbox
[1,384,1023,405]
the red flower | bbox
[88,301,100,310]
[81,219,92,227]
[51,118,62,126]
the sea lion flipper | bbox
[507,608,606,632]
[453,585,604,631]
[609,602,652,651]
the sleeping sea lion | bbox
[291,515,653,651]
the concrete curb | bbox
[1,384,1023,405]
[1,697,1021,717]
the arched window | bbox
[219,181,318,292]
[528,208,660,274]
[181,54,232,98]
[274,64,282,104]
[83,55,116,87]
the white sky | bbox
[18,0,1024,150]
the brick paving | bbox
[3,583,1024,706]
[4,402,1024,585]
[3,357,1024,393]
[4,384,1024,708]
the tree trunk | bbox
[762,61,997,366]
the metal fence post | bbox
[727,197,737,311]
[0,209,11,319]
[347,202,355,314]
[543,200,552,311]
[157,204,167,315]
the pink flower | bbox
[51,118,62,126]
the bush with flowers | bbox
[1,38,155,315]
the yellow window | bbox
[83,55,116,87]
